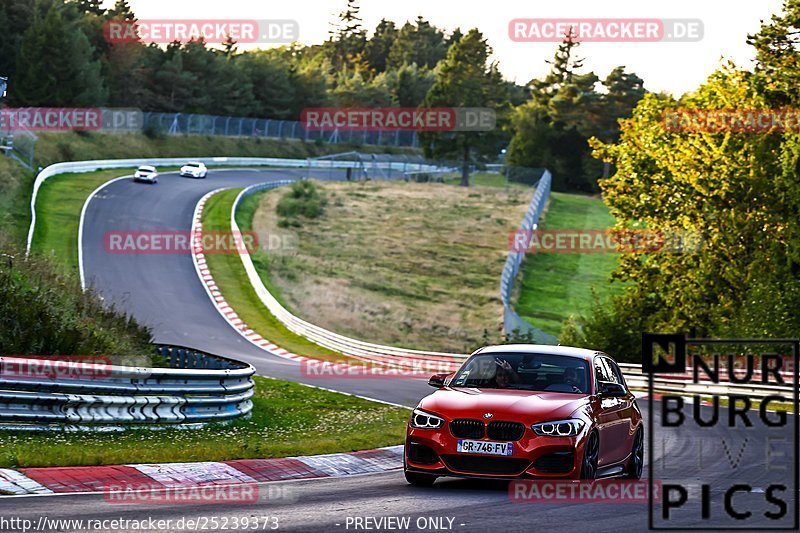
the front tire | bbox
[625,428,644,479]
[404,470,436,487]
[580,431,599,480]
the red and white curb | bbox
[0,445,404,496]
[190,190,313,365]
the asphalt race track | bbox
[1,168,794,532]
[1,402,795,532]
[80,168,431,407]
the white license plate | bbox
[457,439,513,456]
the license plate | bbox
[457,439,513,456]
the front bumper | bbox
[405,425,588,480]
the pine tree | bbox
[420,29,509,186]
[329,0,366,71]
[13,1,107,106]
[529,27,584,105]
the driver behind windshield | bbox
[492,358,520,388]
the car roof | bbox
[138,165,156,170]
[186,161,203,165]
[472,344,604,362]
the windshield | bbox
[186,163,200,167]
[450,353,590,394]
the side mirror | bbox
[599,381,627,397]
[428,373,449,388]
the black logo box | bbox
[642,333,800,531]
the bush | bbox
[276,180,327,226]
[557,291,643,363]
[0,238,152,355]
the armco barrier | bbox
[227,183,468,370]
[0,346,255,431]
[26,156,441,255]
[618,362,795,399]
[500,170,556,343]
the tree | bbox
[74,0,104,14]
[12,0,107,106]
[529,27,585,105]
[565,67,800,356]
[363,19,397,74]
[0,0,35,80]
[419,29,509,186]
[507,30,645,192]
[748,0,800,106]
[238,50,296,119]
[396,64,435,107]
[107,0,134,20]
[387,17,448,70]
[329,0,366,72]
[332,71,393,107]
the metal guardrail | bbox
[500,170,557,343]
[0,346,255,431]
[26,156,443,257]
[618,363,795,399]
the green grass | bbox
[246,181,531,353]
[0,376,408,468]
[31,169,144,272]
[202,189,347,361]
[0,156,34,243]
[442,171,530,189]
[514,192,622,337]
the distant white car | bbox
[133,165,158,184]
[180,161,207,178]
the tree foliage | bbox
[418,29,509,185]
[507,31,644,192]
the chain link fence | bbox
[142,112,420,148]
[0,121,37,170]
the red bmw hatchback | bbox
[404,345,643,485]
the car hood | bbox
[418,388,591,422]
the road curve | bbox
[81,168,430,407]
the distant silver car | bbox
[180,161,207,178]
[133,165,158,184]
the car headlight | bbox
[531,419,584,437]
[410,408,444,429]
